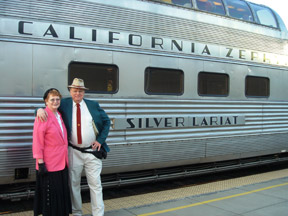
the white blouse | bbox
[55,112,64,137]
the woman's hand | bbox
[38,163,48,176]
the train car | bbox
[0,0,288,200]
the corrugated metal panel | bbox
[0,97,39,181]
[106,99,288,142]
[206,133,288,157]
[0,0,285,55]
[103,98,288,169]
[1,96,288,181]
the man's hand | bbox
[92,141,101,151]
[36,108,48,122]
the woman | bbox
[33,88,71,216]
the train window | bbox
[145,67,184,95]
[195,0,226,15]
[158,0,193,7]
[198,72,229,96]
[226,0,254,22]
[245,76,269,97]
[250,3,277,28]
[68,62,118,94]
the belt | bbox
[68,143,107,159]
[68,143,91,151]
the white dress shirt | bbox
[70,100,96,147]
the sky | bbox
[248,0,288,29]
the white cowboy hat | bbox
[68,78,89,90]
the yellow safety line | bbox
[137,182,288,216]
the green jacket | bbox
[59,97,111,152]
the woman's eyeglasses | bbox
[49,98,60,103]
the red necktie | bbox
[76,103,82,144]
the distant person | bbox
[33,88,71,216]
[37,78,110,216]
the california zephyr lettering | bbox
[0,18,286,66]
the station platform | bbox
[104,168,288,216]
[2,167,288,216]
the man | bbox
[37,78,110,216]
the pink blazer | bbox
[33,107,69,172]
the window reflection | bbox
[245,76,269,97]
[198,72,229,96]
[154,0,281,29]
[159,0,192,7]
[226,0,253,22]
[145,67,184,95]
[196,0,225,15]
[69,62,118,94]
[249,3,277,28]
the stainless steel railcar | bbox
[1,0,288,200]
